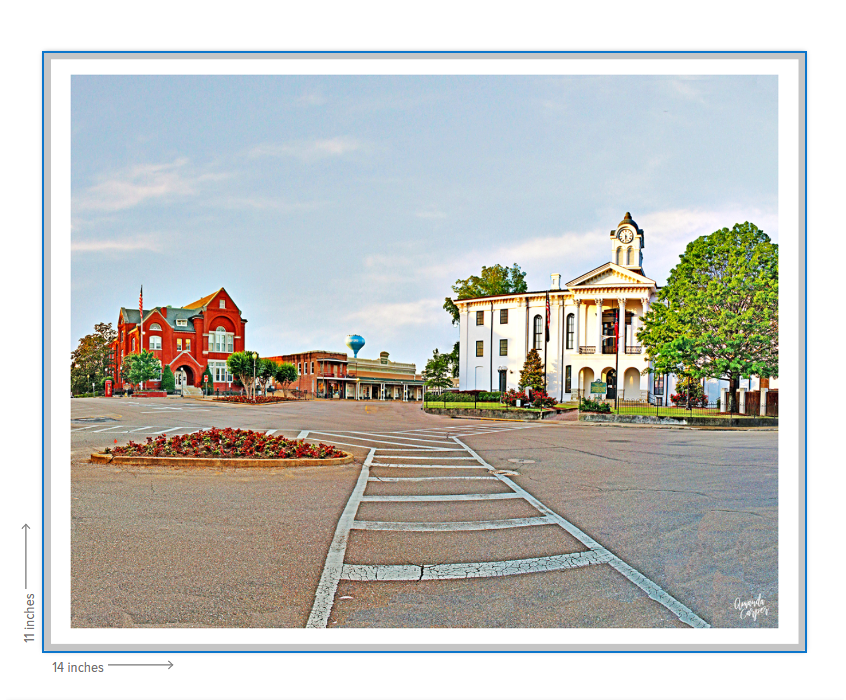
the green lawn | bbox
[423,401,549,412]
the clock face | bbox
[617,228,634,244]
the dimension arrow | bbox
[22,524,30,589]
[108,661,173,669]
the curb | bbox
[89,451,355,468]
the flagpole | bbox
[139,285,144,391]
[543,291,549,392]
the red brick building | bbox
[111,288,247,393]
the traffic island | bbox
[424,406,558,420]
[90,427,354,467]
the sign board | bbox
[590,381,607,394]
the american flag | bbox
[545,292,550,342]
[139,285,143,317]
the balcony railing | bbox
[578,346,595,354]
[625,345,642,354]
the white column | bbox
[594,298,603,352]
[638,297,649,352]
[573,299,581,354]
[739,388,747,414]
[720,387,728,411]
[760,387,768,415]
[617,298,626,397]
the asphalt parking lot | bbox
[70,396,778,629]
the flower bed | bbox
[212,395,294,404]
[105,427,344,459]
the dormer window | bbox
[219,299,226,308]
[176,318,187,327]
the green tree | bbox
[638,222,778,410]
[200,365,214,395]
[226,351,260,399]
[518,348,545,392]
[120,349,162,390]
[443,264,528,325]
[257,359,279,396]
[273,362,298,396]
[160,364,176,393]
[448,341,460,378]
[70,322,117,395]
[422,349,454,392]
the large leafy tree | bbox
[447,341,460,378]
[273,362,298,396]
[638,222,778,408]
[226,351,261,399]
[518,348,545,392]
[422,349,454,392]
[443,263,528,325]
[121,349,162,389]
[70,322,117,395]
[256,359,279,396]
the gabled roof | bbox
[566,262,656,289]
[184,287,239,312]
[119,307,199,332]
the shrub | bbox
[579,398,612,413]
[529,388,557,408]
[160,365,176,394]
[503,389,529,407]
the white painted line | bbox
[264,429,277,436]
[369,462,491,469]
[127,426,156,433]
[70,425,98,432]
[372,448,466,452]
[297,430,309,439]
[92,425,124,432]
[451,436,711,629]
[360,493,521,503]
[309,432,457,449]
[322,430,456,445]
[367,476,498,482]
[342,550,612,581]
[371,455,477,460]
[351,516,555,532]
[155,427,185,434]
[305,448,375,629]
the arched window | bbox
[615,247,622,265]
[566,313,575,349]
[149,323,162,331]
[210,326,234,353]
[626,246,633,265]
[533,314,543,349]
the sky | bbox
[70,74,778,370]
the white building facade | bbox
[456,213,775,406]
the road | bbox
[70,396,778,629]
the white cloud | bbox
[75,158,228,212]
[71,235,162,254]
[346,298,445,330]
[248,137,363,161]
[209,195,325,212]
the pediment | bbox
[566,263,655,289]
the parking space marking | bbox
[92,425,124,432]
[368,476,498,482]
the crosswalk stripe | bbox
[367,476,498,482]
[350,516,555,531]
[341,550,612,581]
[360,493,521,502]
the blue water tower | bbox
[345,334,365,358]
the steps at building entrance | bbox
[181,386,204,398]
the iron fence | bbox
[595,397,778,418]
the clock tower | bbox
[610,211,645,271]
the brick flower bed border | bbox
[89,451,354,468]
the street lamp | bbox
[251,351,259,400]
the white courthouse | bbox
[456,213,774,405]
